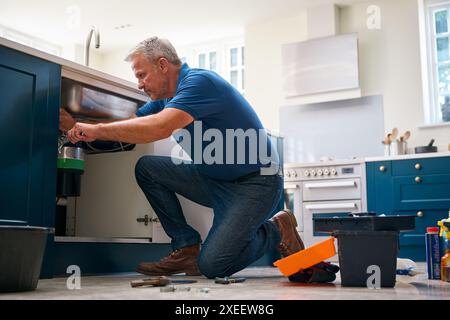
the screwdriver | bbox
[130,276,197,288]
[214,277,246,284]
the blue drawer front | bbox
[395,209,449,234]
[392,157,450,176]
[393,174,450,210]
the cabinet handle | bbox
[415,176,422,183]
[379,166,386,172]
[417,211,424,218]
[415,163,422,170]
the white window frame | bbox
[176,37,245,92]
[422,0,450,124]
[225,43,245,94]
[195,50,219,72]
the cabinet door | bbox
[0,46,60,227]
[366,161,393,214]
[396,209,449,261]
[393,174,450,211]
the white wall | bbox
[94,0,449,152]
[245,0,449,152]
[245,12,308,131]
[340,0,449,152]
[61,43,104,70]
[98,47,137,83]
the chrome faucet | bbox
[84,25,100,66]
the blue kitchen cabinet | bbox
[366,161,393,214]
[0,45,60,226]
[0,45,60,277]
[366,157,450,261]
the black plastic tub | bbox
[313,213,416,233]
[0,223,52,292]
[333,230,399,287]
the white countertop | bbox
[0,36,147,101]
[364,151,450,162]
[285,152,450,167]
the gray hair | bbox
[125,36,181,65]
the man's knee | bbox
[135,156,149,182]
[197,251,230,279]
[135,155,160,184]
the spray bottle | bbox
[438,210,450,282]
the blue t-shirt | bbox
[136,63,279,181]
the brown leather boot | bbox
[135,244,201,276]
[270,210,305,257]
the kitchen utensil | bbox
[387,133,392,144]
[403,131,411,141]
[414,139,438,154]
[391,139,407,155]
[391,128,399,141]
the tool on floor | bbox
[214,277,246,284]
[160,285,176,292]
[130,276,197,288]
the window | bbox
[177,37,244,93]
[209,52,217,71]
[198,53,206,69]
[424,1,450,123]
[227,45,245,93]
[194,50,218,72]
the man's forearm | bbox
[95,115,169,143]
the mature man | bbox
[64,37,304,278]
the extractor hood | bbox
[282,4,361,105]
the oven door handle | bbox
[305,203,357,210]
[304,181,356,189]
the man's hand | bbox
[68,122,100,143]
[59,108,76,132]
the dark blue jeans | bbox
[135,155,283,278]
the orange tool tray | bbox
[273,237,336,277]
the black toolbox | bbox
[313,212,416,233]
[313,213,416,288]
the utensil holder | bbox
[390,140,407,156]
[384,144,391,156]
